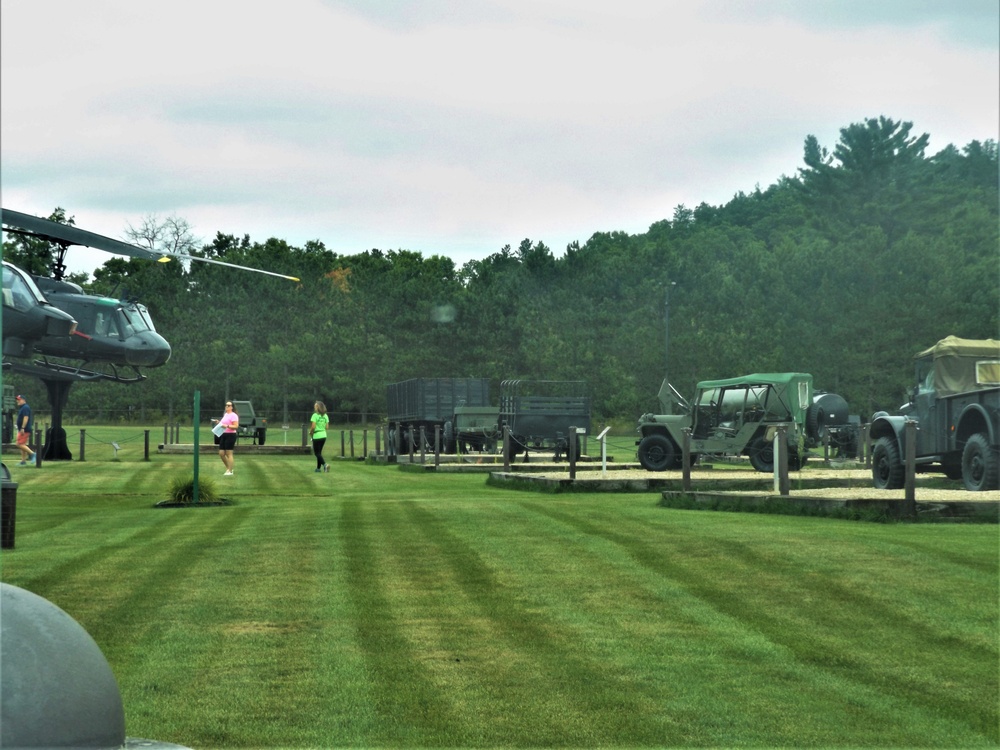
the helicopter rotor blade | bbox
[2,208,300,282]
[2,208,159,260]
[159,253,300,282]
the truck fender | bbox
[869,413,907,450]
[955,403,998,446]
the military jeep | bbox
[636,372,854,472]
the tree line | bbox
[4,116,998,427]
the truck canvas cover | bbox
[694,372,812,414]
[916,336,1000,396]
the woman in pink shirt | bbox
[215,401,239,475]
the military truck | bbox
[636,372,856,472]
[869,336,1000,491]
[231,400,268,445]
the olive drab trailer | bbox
[636,372,858,472]
[386,378,495,454]
[385,377,591,458]
[499,379,590,460]
[869,336,1000,491]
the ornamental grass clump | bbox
[167,475,219,504]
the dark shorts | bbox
[219,432,237,451]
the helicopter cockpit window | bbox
[2,264,45,311]
[116,309,135,338]
[119,306,152,336]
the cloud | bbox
[2,0,997,276]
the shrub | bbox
[167,475,219,504]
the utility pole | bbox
[665,281,677,384]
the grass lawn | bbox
[1,447,997,749]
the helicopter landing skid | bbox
[25,359,147,383]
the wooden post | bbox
[775,425,790,496]
[340,430,346,457]
[80,429,86,462]
[569,427,577,480]
[682,428,692,492]
[144,430,150,461]
[503,426,511,471]
[903,419,917,517]
[350,429,355,458]
[363,429,369,458]
[434,425,441,469]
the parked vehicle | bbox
[499,379,590,460]
[385,377,591,459]
[636,373,857,472]
[869,336,1000,491]
[386,378,494,454]
[228,400,268,445]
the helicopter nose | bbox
[125,331,172,367]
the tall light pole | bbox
[665,280,677,385]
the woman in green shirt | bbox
[310,401,330,473]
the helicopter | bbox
[1,206,299,459]
[2,260,79,359]
[2,207,299,378]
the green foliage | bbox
[6,118,997,424]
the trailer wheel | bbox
[872,436,904,489]
[256,428,266,446]
[962,433,999,491]
[748,437,774,473]
[637,434,678,472]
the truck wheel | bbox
[871,436,904,489]
[748,437,774,473]
[256,428,266,446]
[637,434,678,472]
[962,433,999,491]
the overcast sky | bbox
[2,0,998,276]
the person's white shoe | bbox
[224,470,234,476]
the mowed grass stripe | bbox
[339,498,464,747]
[115,497,342,748]
[10,499,247,608]
[518,500,999,743]
[393,498,681,747]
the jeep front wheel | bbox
[748,437,774,473]
[637,434,678,472]
[871,436,904,489]
[962,433,999,491]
